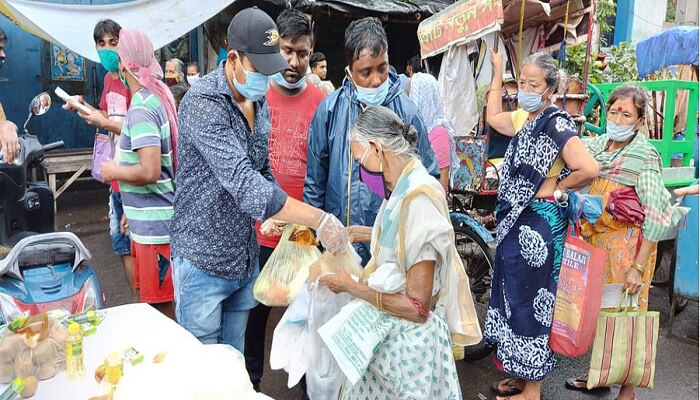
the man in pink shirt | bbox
[69,20,135,302]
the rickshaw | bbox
[418,0,601,361]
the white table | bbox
[0,303,202,399]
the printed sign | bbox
[418,0,504,58]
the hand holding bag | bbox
[587,290,659,389]
[549,224,606,357]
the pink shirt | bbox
[428,125,451,169]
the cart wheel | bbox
[452,222,494,362]
[582,83,607,135]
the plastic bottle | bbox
[66,322,85,378]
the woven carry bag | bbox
[587,291,659,389]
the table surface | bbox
[0,303,203,400]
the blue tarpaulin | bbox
[636,26,699,79]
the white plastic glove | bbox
[260,218,287,237]
[316,212,349,254]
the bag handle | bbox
[616,289,638,313]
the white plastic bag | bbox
[305,279,354,400]
[269,284,310,388]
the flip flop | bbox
[491,378,523,396]
[565,375,610,392]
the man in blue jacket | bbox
[303,17,438,264]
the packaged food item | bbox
[254,225,322,306]
[0,377,25,400]
[66,322,85,379]
[123,347,143,366]
[0,314,68,383]
[104,352,123,386]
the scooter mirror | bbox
[29,92,52,116]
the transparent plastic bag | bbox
[0,314,68,383]
[307,245,364,287]
[253,225,322,306]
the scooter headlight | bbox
[0,292,23,326]
[82,276,102,311]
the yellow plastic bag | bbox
[253,225,322,307]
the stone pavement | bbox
[58,183,698,400]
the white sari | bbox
[342,159,481,400]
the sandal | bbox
[491,378,524,396]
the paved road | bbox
[57,183,698,400]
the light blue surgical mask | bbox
[232,56,271,101]
[517,89,550,112]
[607,120,639,142]
[273,72,306,90]
[354,78,390,107]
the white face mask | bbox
[187,75,200,86]
[607,120,640,142]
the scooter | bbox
[0,93,104,325]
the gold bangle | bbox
[376,292,383,312]
[633,262,645,274]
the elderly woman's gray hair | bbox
[521,52,561,92]
[167,58,186,77]
[349,106,418,159]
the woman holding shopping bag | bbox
[485,51,599,400]
[565,85,682,399]
[319,106,482,399]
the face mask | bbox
[517,89,549,113]
[359,145,390,200]
[607,120,639,142]
[0,57,5,71]
[232,55,271,101]
[97,49,119,73]
[273,72,306,90]
[165,77,178,87]
[355,78,390,107]
[119,68,130,89]
[187,75,200,86]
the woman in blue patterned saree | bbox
[319,106,482,399]
[484,51,599,400]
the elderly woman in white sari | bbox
[319,106,481,399]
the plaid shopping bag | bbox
[586,291,659,389]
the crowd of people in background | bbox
[0,4,692,400]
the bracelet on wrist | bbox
[633,262,645,274]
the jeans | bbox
[172,257,259,353]
[244,246,274,385]
[109,190,131,256]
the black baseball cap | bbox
[227,7,289,75]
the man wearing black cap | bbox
[171,7,348,353]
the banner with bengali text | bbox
[418,0,504,58]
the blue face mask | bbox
[607,120,639,142]
[273,72,306,90]
[517,89,549,113]
[354,77,390,107]
[232,56,271,101]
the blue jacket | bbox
[303,73,439,264]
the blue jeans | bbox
[109,190,131,256]
[172,257,259,353]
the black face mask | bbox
[0,57,5,71]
